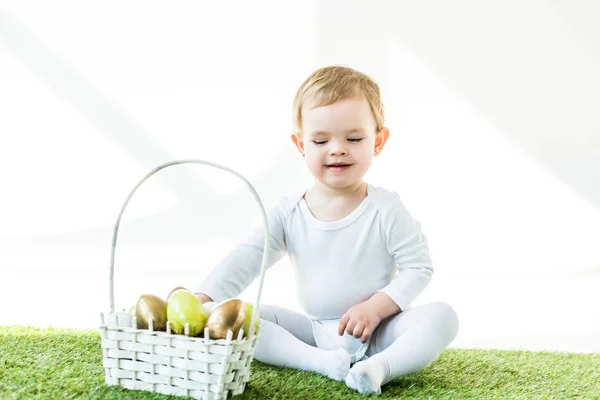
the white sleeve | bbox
[194,199,288,303]
[378,195,434,311]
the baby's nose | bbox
[330,142,348,156]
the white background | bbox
[1,1,599,353]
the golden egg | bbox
[205,298,245,340]
[135,293,167,331]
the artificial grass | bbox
[0,326,598,399]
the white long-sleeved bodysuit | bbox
[195,183,434,360]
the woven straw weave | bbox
[100,319,259,400]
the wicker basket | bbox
[99,160,270,400]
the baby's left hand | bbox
[338,301,382,343]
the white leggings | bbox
[255,302,459,380]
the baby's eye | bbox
[313,140,328,145]
[348,138,363,142]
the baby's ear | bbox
[374,128,390,156]
[291,132,305,154]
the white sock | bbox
[346,302,460,394]
[254,319,351,381]
[345,357,389,395]
[325,349,353,381]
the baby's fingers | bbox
[338,314,350,336]
[352,323,364,339]
[360,327,374,343]
[346,319,357,336]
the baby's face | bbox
[299,95,380,191]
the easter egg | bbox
[167,290,207,336]
[243,302,260,337]
[205,299,245,340]
[135,294,168,331]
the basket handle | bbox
[109,159,269,336]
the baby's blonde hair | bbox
[292,65,385,135]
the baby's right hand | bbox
[194,293,213,304]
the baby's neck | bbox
[303,182,369,222]
[308,181,367,200]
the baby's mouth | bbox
[326,164,353,171]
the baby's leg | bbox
[255,304,350,381]
[345,302,459,394]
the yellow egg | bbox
[167,286,189,302]
[167,290,207,337]
[243,302,260,337]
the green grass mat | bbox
[1,326,598,399]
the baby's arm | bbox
[378,194,433,313]
[193,200,288,303]
[339,193,433,342]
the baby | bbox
[194,65,459,395]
